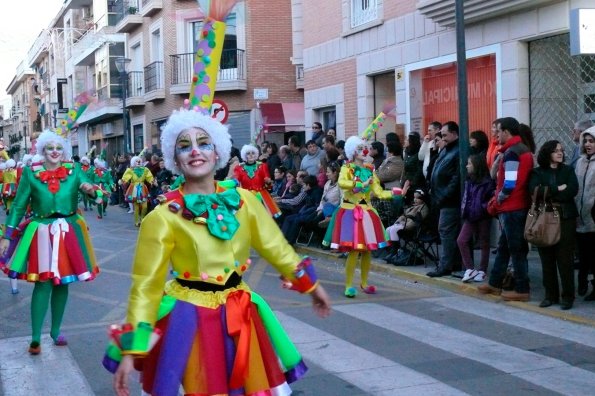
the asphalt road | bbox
[1,205,594,395]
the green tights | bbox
[31,282,69,343]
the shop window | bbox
[409,54,497,139]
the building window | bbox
[319,107,336,132]
[190,13,238,73]
[351,0,378,28]
[133,124,143,152]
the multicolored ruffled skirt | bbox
[125,182,149,203]
[1,214,99,284]
[322,202,390,252]
[251,189,282,218]
[103,280,307,396]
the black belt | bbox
[344,199,367,205]
[176,271,242,292]
[48,212,75,219]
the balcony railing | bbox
[117,0,140,16]
[114,0,141,25]
[97,86,110,101]
[144,61,164,93]
[127,71,144,97]
[170,49,246,85]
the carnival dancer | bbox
[233,144,282,218]
[1,159,18,215]
[0,126,100,355]
[79,154,94,211]
[105,109,331,396]
[323,115,404,298]
[92,157,114,219]
[120,152,156,227]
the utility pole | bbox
[455,0,469,192]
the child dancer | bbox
[120,154,155,227]
[1,159,18,214]
[323,131,405,298]
[233,144,281,218]
[92,158,114,219]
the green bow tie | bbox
[183,188,241,240]
[353,165,372,193]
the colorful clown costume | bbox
[233,161,281,218]
[324,162,394,251]
[0,161,99,283]
[121,165,155,226]
[103,181,317,396]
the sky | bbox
[0,0,64,115]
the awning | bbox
[260,102,305,133]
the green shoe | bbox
[344,287,357,298]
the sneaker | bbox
[501,290,530,302]
[127,209,134,214]
[473,271,486,282]
[11,288,19,295]
[462,269,479,282]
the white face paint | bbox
[174,127,217,180]
[43,142,65,167]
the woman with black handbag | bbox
[528,140,578,310]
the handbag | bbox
[523,186,561,247]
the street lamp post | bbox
[50,102,59,128]
[115,57,132,154]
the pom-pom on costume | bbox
[323,132,403,298]
[120,156,155,227]
[233,144,281,218]
[0,124,99,353]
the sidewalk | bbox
[296,245,595,327]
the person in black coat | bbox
[529,140,579,310]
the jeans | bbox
[489,210,530,293]
[281,207,316,244]
[438,207,461,271]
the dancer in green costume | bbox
[0,129,100,355]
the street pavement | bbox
[0,205,594,395]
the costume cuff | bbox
[2,226,19,241]
[108,322,162,356]
[281,257,319,294]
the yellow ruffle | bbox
[164,279,252,309]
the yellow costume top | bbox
[126,182,305,329]
[121,166,154,185]
[338,162,392,207]
[1,169,17,184]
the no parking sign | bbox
[210,99,229,124]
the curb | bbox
[296,246,595,328]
